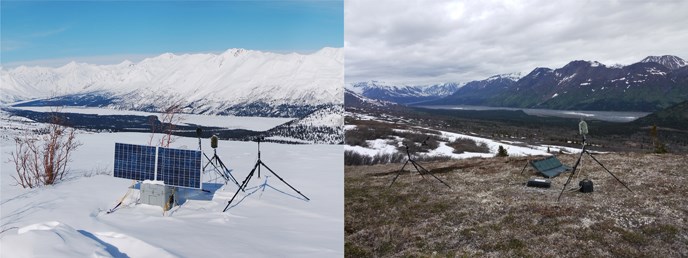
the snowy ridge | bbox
[1,48,344,117]
[347,81,461,97]
[265,104,343,144]
[640,55,688,70]
[344,88,397,107]
[294,104,344,128]
[345,81,462,104]
[486,72,522,82]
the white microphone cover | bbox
[579,120,589,135]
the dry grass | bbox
[345,152,688,257]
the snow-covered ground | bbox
[0,120,343,256]
[12,106,292,131]
[345,124,582,159]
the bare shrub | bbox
[84,165,112,177]
[396,132,440,153]
[345,150,405,166]
[345,126,395,147]
[414,154,452,162]
[149,102,184,147]
[9,113,81,188]
[448,138,490,154]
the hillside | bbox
[345,153,688,257]
[633,100,688,130]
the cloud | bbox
[345,0,688,84]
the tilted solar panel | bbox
[156,147,202,188]
[113,143,157,181]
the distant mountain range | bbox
[1,48,343,118]
[344,88,397,108]
[351,55,688,112]
[346,81,462,104]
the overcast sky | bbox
[345,0,688,85]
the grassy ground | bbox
[345,152,688,257]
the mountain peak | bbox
[315,47,341,55]
[221,48,248,57]
[563,60,605,68]
[640,55,687,70]
[486,72,522,82]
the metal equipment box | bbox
[140,181,175,211]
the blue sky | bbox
[1,1,343,67]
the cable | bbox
[107,180,136,214]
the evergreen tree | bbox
[650,125,668,154]
[496,145,509,157]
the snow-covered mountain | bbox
[427,56,688,112]
[266,104,344,144]
[640,55,688,70]
[1,48,343,117]
[346,81,462,104]
[344,88,397,108]
[428,73,521,105]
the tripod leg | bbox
[223,169,255,212]
[234,162,259,192]
[202,153,215,171]
[259,161,310,201]
[203,155,226,184]
[409,160,427,179]
[520,160,530,175]
[414,161,451,188]
[585,151,634,193]
[389,160,409,187]
[558,146,586,202]
[204,154,228,183]
[217,158,240,187]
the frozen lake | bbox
[12,106,293,131]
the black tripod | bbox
[222,137,309,212]
[557,135,633,201]
[389,144,451,188]
[203,149,240,187]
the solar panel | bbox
[113,143,157,181]
[156,147,202,188]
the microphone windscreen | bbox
[579,121,589,135]
[210,135,218,149]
